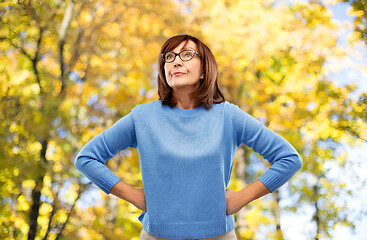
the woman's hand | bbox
[225,180,272,215]
[109,181,147,212]
[132,187,147,212]
[225,189,245,215]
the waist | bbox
[138,212,236,239]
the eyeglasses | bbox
[161,50,201,63]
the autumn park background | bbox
[1,0,367,239]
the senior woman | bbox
[74,34,302,240]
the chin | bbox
[168,78,199,90]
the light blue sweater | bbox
[75,100,302,239]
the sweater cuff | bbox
[257,169,286,193]
[97,169,121,194]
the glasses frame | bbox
[161,49,201,63]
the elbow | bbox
[74,153,84,171]
[294,154,303,172]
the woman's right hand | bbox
[132,187,147,212]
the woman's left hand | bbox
[225,189,245,215]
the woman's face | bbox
[164,40,202,91]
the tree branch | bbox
[33,26,45,95]
[54,186,84,240]
[43,198,57,240]
[0,36,33,60]
[59,0,75,95]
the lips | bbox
[173,72,185,76]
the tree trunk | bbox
[272,190,284,239]
[106,191,119,224]
[28,1,75,238]
[235,146,249,234]
[27,176,43,240]
[27,139,48,240]
[314,183,320,240]
[59,0,75,94]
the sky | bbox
[325,1,367,97]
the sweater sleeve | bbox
[74,105,139,194]
[228,102,302,192]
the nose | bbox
[172,54,183,67]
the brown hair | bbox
[157,34,225,110]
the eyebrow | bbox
[180,46,195,51]
[169,47,196,53]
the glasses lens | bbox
[180,50,194,61]
[165,52,175,62]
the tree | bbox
[343,0,367,44]
[0,0,189,239]
[186,0,366,238]
[1,0,366,239]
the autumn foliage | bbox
[0,0,366,239]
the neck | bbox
[173,90,196,109]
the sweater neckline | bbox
[161,101,206,117]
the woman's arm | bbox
[110,180,147,211]
[225,180,270,215]
[229,102,302,192]
[75,107,139,195]
[226,103,302,214]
